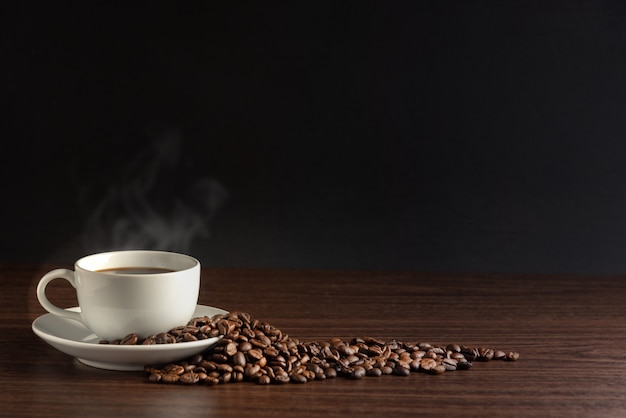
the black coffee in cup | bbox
[96,267,176,274]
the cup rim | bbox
[75,250,200,275]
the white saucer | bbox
[32,305,228,371]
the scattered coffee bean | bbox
[142,311,519,386]
[478,347,495,361]
[493,350,506,360]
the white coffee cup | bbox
[36,250,200,341]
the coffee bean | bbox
[257,375,271,385]
[217,364,232,373]
[224,342,238,357]
[428,365,447,375]
[238,312,251,323]
[161,373,179,384]
[461,346,480,361]
[183,332,198,342]
[119,333,139,345]
[366,367,382,377]
[442,358,458,371]
[430,346,446,356]
[211,353,229,363]
[264,347,280,358]
[290,374,307,384]
[393,365,411,376]
[493,350,506,360]
[244,363,261,378]
[381,366,394,375]
[219,372,232,384]
[419,358,437,372]
[349,367,366,379]
[179,372,200,385]
[200,360,217,371]
[258,334,272,346]
[205,376,220,386]
[238,341,252,352]
[478,347,494,361]
[256,356,268,368]
[156,332,174,344]
[162,364,185,375]
[457,360,473,370]
[233,351,247,367]
[182,363,196,373]
[275,374,291,384]
[446,343,461,353]
[217,321,229,337]
[305,363,322,375]
[247,348,264,361]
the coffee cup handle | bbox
[36,269,84,324]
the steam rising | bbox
[80,128,227,255]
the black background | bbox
[3,1,626,274]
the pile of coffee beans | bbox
[142,312,519,385]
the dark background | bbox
[3,1,626,274]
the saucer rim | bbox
[32,304,228,351]
[32,305,228,370]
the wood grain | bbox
[2,264,626,417]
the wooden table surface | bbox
[2,263,626,417]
